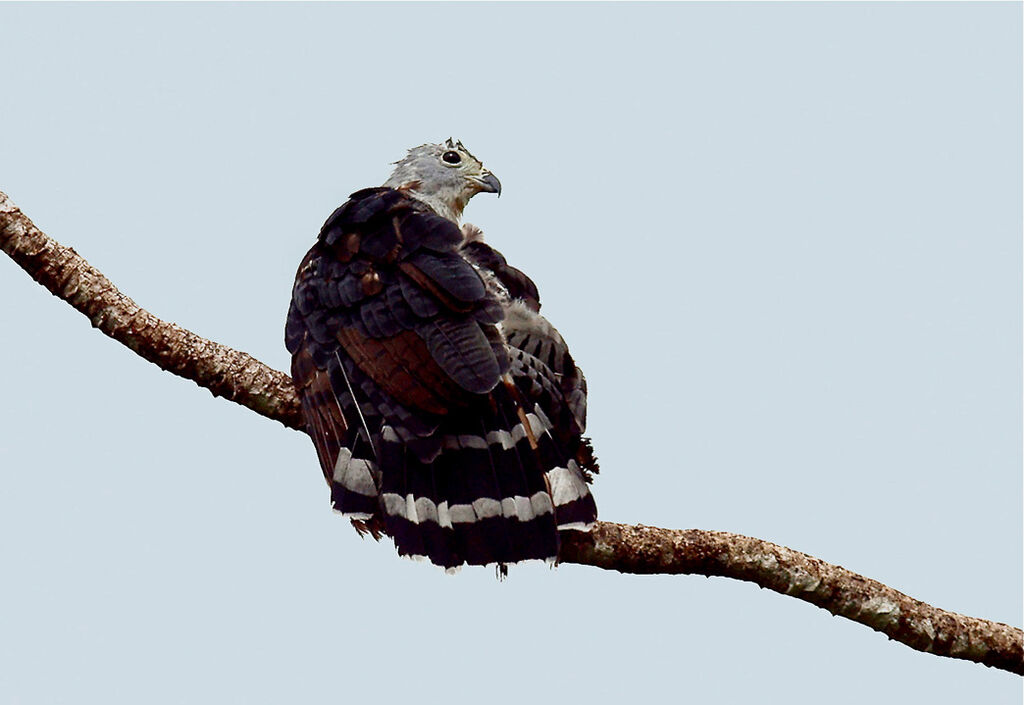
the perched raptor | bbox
[285,139,597,570]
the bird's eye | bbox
[442,151,461,165]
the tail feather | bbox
[409,455,453,566]
[335,328,596,570]
[330,447,379,520]
[377,386,563,568]
[380,437,430,563]
[451,452,514,565]
[482,405,558,564]
[546,460,597,530]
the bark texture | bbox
[0,191,303,431]
[559,524,1023,674]
[2,189,1021,676]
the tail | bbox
[335,381,595,570]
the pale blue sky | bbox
[1,3,1021,703]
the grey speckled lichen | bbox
[785,566,821,595]
[861,595,901,630]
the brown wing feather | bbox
[290,346,348,485]
[336,326,472,415]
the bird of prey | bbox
[285,139,597,571]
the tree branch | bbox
[0,191,302,430]
[2,189,1021,676]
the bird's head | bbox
[383,138,501,223]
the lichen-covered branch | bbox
[558,524,1023,674]
[2,189,1021,676]
[0,190,303,431]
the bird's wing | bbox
[460,238,588,435]
[285,188,508,490]
[460,238,541,312]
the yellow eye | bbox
[442,151,461,165]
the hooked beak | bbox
[475,172,502,196]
